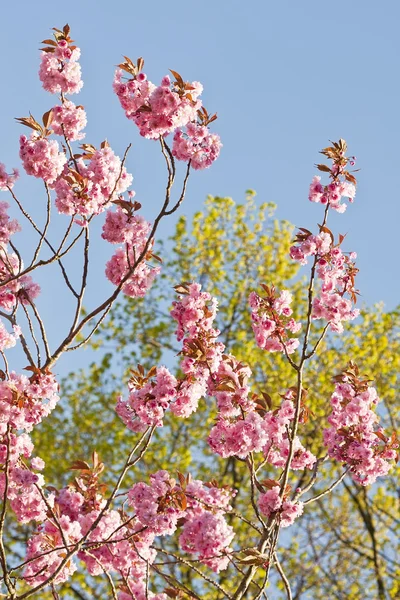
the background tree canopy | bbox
[14,193,398,599]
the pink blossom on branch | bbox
[323,363,398,485]
[0,164,19,191]
[172,122,222,170]
[19,134,66,185]
[39,26,83,95]
[55,143,133,216]
[249,287,301,355]
[258,486,304,528]
[51,100,87,141]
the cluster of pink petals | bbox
[258,486,304,528]
[24,478,159,587]
[0,248,41,311]
[0,426,49,526]
[0,164,19,191]
[208,411,269,458]
[171,282,218,342]
[0,320,21,352]
[55,145,133,216]
[309,176,356,213]
[129,471,235,572]
[6,466,48,524]
[105,246,160,299]
[0,201,21,243]
[102,206,149,245]
[116,366,177,430]
[52,100,87,141]
[24,514,81,586]
[212,357,254,417]
[172,122,222,169]
[289,231,332,266]
[128,470,186,535]
[116,282,220,428]
[39,43,83,95]
[263,396,316,469]
[170,283,224,416]
[324,381,398,485]
[19,134,67,185]
[0,370,59,434]
[249,289,301,354]
[114,71,202,140]
[291,228,360,333]
[79,510,156,579]
[209,393,316,470]
[313,292,359,334]
[180,511,234,571]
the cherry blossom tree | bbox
[0,24,397,600]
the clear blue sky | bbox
[0,0,399,374]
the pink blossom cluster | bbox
[128,470,186,535]
[0,247,41,311]
[171,282,224,416]
[116,282,221,431]
[208,411,269,459]
[24,474,158,588]
[52,100,87,141]
[290,227,359,333]
[0,201,41,313]
[116,366,177,430]
[0,369,52,528]
[129,471,235,572]
[0,429,48,526]
[0,369,59,433]
[0,320,21,353]
[263,394,316,469]
[258,486,304,528]
[168,284,315,469]
[172,122,222,170]
[0,201,21,244]
[55,145,133,216]
[289,230,332,266]
[312,292,359,334]
[209,390,316,470]
[24,515,80,586]
[309,176,356,213]
[0,163,19,191]
[171,282,218,342]
[103,203,160,298]
[102,204,150,245]
[39,42,83,95]
[249,288,301,354]
[105,246,160,298]
[19,134,67,185]
[324,372,398,485]
[114,70,202,139]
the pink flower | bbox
[105,247,160,298]
[324,372,398,485]
[39,46,83,95]
[172,124,222,169]
[52,100,87,141]
[179,512,234,572]
[258,487,304,528]
[0,164,19,191]
[19,135,66,185]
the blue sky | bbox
[0,0,399,374]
